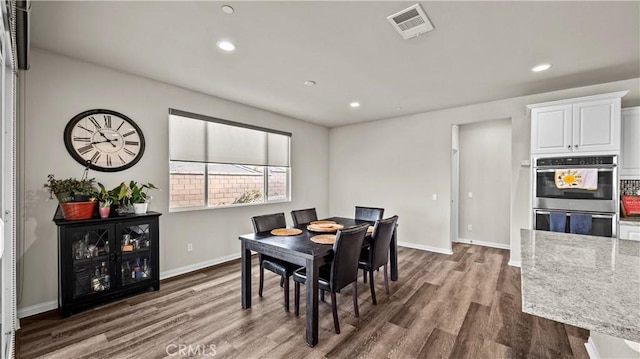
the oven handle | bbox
[535,165,616,170]
[534,210,614,219]
[535,168,614,173]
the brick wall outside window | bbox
[170,171,287,208]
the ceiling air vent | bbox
[387,4,434,40]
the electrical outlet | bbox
[467,224,472,231]
[432,194,437,201]
[187,243,193,252]
[468,192,473,198]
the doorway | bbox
[450,125,459,251]
[451,119,512,249]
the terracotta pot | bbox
[59,201,96,220]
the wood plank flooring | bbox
[17,244,590,359]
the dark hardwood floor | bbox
[17,244,590,358]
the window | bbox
[169,109,291,210]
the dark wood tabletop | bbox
[239,216,398,347]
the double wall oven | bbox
[533,155,618,237]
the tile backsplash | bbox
[621,179,640,195]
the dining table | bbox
[239,216,398,346]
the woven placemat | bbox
[270,228,302,236]
[307,223,344,233]
[310,220,337,225]
[367,225,374,233]
[310,234,336,245]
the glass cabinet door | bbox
[118,221,153,287]
[68,226,112,298]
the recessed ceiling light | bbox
[531,63,551,72]
[304,80,316,86]
[350,102,360,108]
[221,5,234,14]
[396,106,402,110]
[216,40,236,52]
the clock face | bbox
[64,109,146,172]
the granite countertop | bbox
[520,229,640,342]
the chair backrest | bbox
[251,213,286,233]
[330,223,368,291]
[355,206,385,222]
[290,208,318,226]
[369,215,399,270]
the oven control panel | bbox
[536,156,616,167]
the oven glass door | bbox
[535,168,614,200]
[534,211,615,237]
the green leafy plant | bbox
[113,181,158,206]
[233,189,263,204]
[96,183,120,204]
[99,199,113,208]
[44,174,97,203]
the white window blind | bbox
[169,109,290,167]
[168,114,206,163]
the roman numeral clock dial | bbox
[64,109,146,172]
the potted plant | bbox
[112,181,158,214]
[44,174,98,220]
[98,199,113,218]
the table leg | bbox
[241,240,251,309]
[305,258,319,346]
[390,226,398,281]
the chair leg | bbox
[352,282,359,318]
[284,277,290,311]
[294,282,300,316]
[331,292,340,334]
[280,277,285,288]
[383,264,390,294]
[363,269,367,283]
[320,289,325,302]
[369,269,377,305]
[259,267,264,297]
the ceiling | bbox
[30,1,640,128]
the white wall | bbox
[329,78,640,263]
[458,118,511,246]
[18,49,330,311]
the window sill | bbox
[168,199,292,213]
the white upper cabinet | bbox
[530,104,572,154]
[621,107,640,179]
[528,91,628,156]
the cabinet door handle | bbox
[567,145,572,149]
[574,144,579,148]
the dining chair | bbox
[293,223,368,334]
[251,213,301,311]
[290,208,318,226]
[354,206,385,221]
[358,215,398,305]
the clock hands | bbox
[97,131,117,147]
[91,139,119,145]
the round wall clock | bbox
[64,109,146,172]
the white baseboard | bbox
[159,252,241,280]
[507,260,521,268]
[456,238,510,250]
[585,336,600,359]
[17,253,242,319]
[17,300,57,319]
[398,241,453,255]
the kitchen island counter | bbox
[520,229,640,342]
